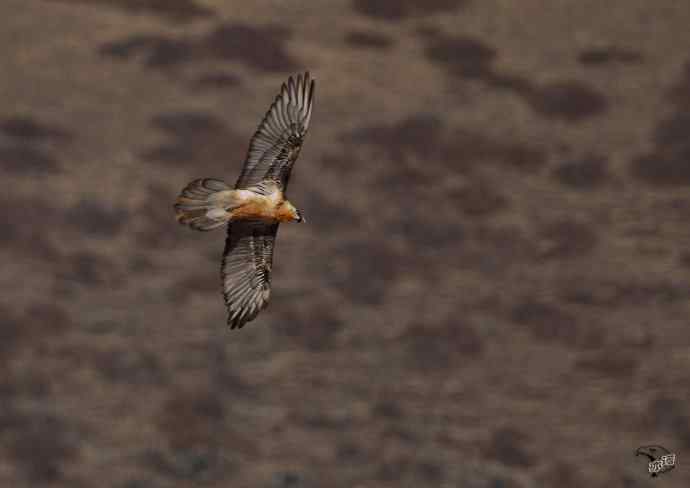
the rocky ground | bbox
[1,1,690,486]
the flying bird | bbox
[635,445,676,477]
[174,72,315,329]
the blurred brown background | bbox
[2,1,690,486]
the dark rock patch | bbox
[574,350,639,379]
[554,155,610,189]
[424,35,497,79]
[144,112,245,173]
[46,0,214,23]
[101,23,298,73]
[648,395,690,448]
[0,307,24,363]
[423,31,608,121]
[7,412,79,483]
[301,190,359,232]
[511,300,578,344]
[271,471,308,488]
[352,0,466,21]
[0,144,60,174]
[345,30,394,49]
[632,59,690,185]
[57,251,120,288]
[330,240,401,305]
[92,349,166,385]
[135,184,183,250]
[1,117,71,141]
[0,196,60,259]
[24,303,72,340]
[538,460,588,488]
[578,47,643,66]
[167,272,219,302]
[524,81,609,122]
[451,180,507,217]
[536,220,598,259]
[484,427,534,467]
[344,114,547,180]
[278,302,344,351]
[192,72,241,91]
[372,401,403,419]
[560,279,689,307]
[345,114,446,163]
[158,388,224,451]
[65,199,129,238]
[404,320,483,372]
[458,224,531,275]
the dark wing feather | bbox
[221,220,279,329]
[235,72,315,192]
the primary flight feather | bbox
[174,72,315,329]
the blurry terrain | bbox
[2,0,690,486]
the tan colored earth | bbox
[1,1,690,486]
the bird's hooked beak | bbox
[296,211,306,223]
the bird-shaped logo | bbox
[635,445,676,477]
[174,72,315,329]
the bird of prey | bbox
[635,445,676,477]
[174,72,315,329]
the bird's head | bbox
[294,208,305,223]
[278,201,306,223]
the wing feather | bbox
[221,221,279,329]
[235,72,315,192]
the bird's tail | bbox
[174,178,239,231]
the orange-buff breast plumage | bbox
[229,192,296,223]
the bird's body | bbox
[176,180,298,225]
[227,189,295,223]
[173,72,315,329]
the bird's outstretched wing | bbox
[221,220,279,329]
[635,445,670,461]
[235,72,315,192]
